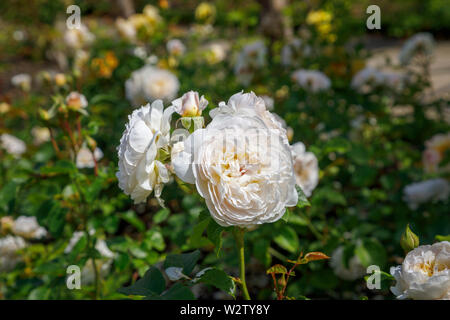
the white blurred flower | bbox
[125,65,179,106]
[234,40,267,86]
[76,147,103,169]
[172,92,297,227]
[116,17,136,41]
[66,91,88,110]
[116,101,175,204]
[351,67,384,93]
[390,241,450,300]
[167,39,186,56]
[291,142,319,197]
[205,41,229,64]
[261,95,274,111]
[330,246,366,281]
[171,91,208,117]
[64,23,95,50]
[422,133,450,173]
[399,32,434,66]
[292,69,331,92]
[403,178,449,210]
[31,127,50,146]
[11,216,47,240]
[11,73,31,91]
[1,133,26,157]
[0,236,27,272]
[81,259,113,286]
[165,267,186,281]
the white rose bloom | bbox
[1,133,26,157]
[125,65,180,106]
[399,32,434,66]
[171,91,208,117]
[403,178,449,210]
[351,67,384,93]
[205,41,229,64]
[390,241,450,300]
[330,246,366,281]
[64,23,95,49]
[0,235,27,272]
[167,39,186,56]
[117,101,175,204]
[422,133,450,173]
[116,17,136,41]
[291,142,319,197]
[66,91,88,109]
[383,72,406,92]
[172,92,297,227]
[81,259,113,286]
[11,73,31,91]
[76,147,103,169]
[31,126,51,146]
[234,40,267,86]
[12,216,47,240]
[291,69,331,93]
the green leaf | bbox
[160,283,195,300]
[153,208,170,224]
[0,181,18,212]
[163,250,201,275]
[197,268,235,297]
[120,210,145,232]
[48,202,66,237]
[324,137,351,154]
[435,235,450,241]
[266,264,288,275]
[118,266,165,296]
[296,185,311,208]
[355,239,387,268]
[189,216,210,248]
[281,209,290,222]
[40,160,76,175]
[273,226,299,253]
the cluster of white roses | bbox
[0,216,48,272]
[117,91,320,228]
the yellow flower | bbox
[306,10,332,25]
[195,2,216,24]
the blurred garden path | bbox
[366,38,450,100]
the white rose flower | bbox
[0,235,27,272]
[116,17,136,41]
[422,133,450,173]
[76,147,103,169]
[172,92,297,227]
[390,241,450,300]
[11,216,47,240]
[66,91,88,110]
[0,133,26,157]
[351,67,384,93]
[291,142,319,197]
[167,39,186,56]
[125,65,180,106]
[64,23,95,50]
[81,259,113,286]
[291,69,331,93]
[330,246,366,281]
[399,32,434,66]
[234,40,267,86]
[205,41,229,64]
[11,73,31,91]
[31,126,50,146]
[403,178,449,210]
[171,91,208,117]
[117,101,175,204]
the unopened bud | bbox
[400,224,419,254]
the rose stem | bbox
[233,227,251,300]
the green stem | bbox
[233,228,251,300]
